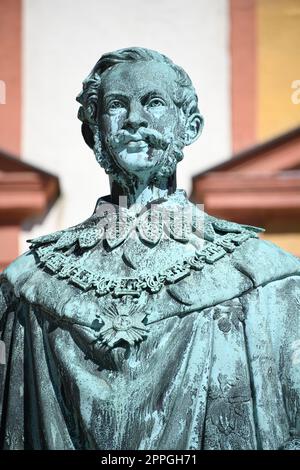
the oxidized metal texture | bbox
[0,47,299,451]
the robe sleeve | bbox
[243,274,300,450]
[271,276,300,449]
[0,279,25,450]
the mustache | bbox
[107,128,170,151]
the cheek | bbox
[100,112,126,135]
[151,109,183,136]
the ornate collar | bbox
[28,191,263,300]
[30,190,208,251]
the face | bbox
[98,61,186,179]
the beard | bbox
[92,126,185,183]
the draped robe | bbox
[0,192,300,450]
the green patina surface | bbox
[0,48,300,450]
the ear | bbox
[184,113,204,146]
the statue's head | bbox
[77,47,203,186]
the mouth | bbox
[126,140,149,152]
[123,135,148,145]
[108,129,170,153]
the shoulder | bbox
[231,237,300,287]
[204,210,300,286]
[168,212,300,309]
[1,250,37,292]
[0,249,38,321]
[0,213,96,293]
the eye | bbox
[147,98,166,108]
[108,100,126,111]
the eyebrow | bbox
[103,89,171,101]
[103,92,129,100]
[141,90,170,101]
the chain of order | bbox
[33,229,256,298]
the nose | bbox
[123,102,148,132]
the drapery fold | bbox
[0,275,299,449]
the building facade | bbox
[0,0,300,267]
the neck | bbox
[109,173,177,212]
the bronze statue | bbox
[0,48,300,450]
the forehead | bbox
[100,61,178,98]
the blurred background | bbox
[0,0,300,269]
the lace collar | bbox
[28,191,263,301]
[29,189,212,251]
